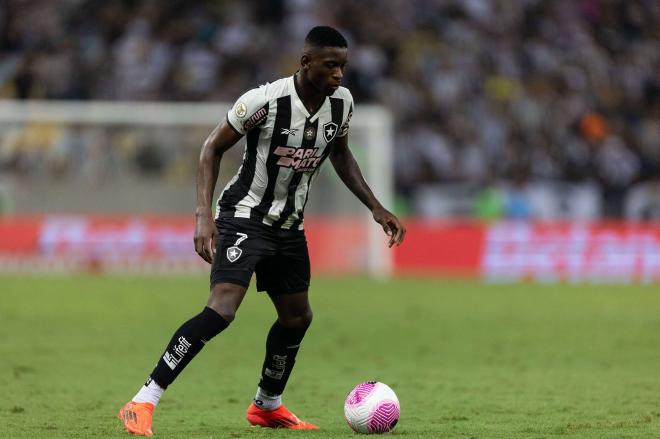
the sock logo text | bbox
[163,337,192,370]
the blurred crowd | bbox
[1,0,659,218]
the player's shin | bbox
[255,321,308,409]
[147,307,230,393]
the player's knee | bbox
[214,307,237,324]
[280,308,313,329]
[300,309,313,328]
[207,283,246,324]
[207,300,237,323]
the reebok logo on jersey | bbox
[281,128,298,135]
[274,146,323,172]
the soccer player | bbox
[118,26,405,436]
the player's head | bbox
[300,26,348,96]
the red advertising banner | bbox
[481,222,660,283]
[0,215,370,274]
[393,220,484,277]
[1,216,659,282]
[0,216,41,253]
[38,215,195,260]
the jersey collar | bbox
[289,74,328,123]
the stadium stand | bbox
[0,0,659,219]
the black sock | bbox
[258,321,308,395]
[150,307,229,389]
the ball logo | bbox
[235,102,247,118]
[226,232,248,263]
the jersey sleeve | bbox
[338,92,354,138]
[226,86,269,135]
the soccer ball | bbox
[344,381,400,434]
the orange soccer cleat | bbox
[246,402,320,430]
[118,401,155,437]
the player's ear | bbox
[300,53,311,71]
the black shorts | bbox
[210,217,310,296]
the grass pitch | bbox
[1,275,659,438]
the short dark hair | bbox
[305,26,348,49]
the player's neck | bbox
[294,72,325,115]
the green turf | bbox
[1,275,659,438]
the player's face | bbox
[303,46,348,96]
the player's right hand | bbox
[194,213,217,264]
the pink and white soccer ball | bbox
[344,381,400,434]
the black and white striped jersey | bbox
[217,74,354,230]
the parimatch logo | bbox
[274,146,323,172]
[162,336,192,370]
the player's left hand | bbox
[372,206,406,248]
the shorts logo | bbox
[227,232,248,263]
[227,247,242,263]
[322,122,338,143]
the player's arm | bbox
[329,135,406,247]
[194,120,243,263]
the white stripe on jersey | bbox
[262,167,291,226]
[282,173,312,230]
[235,99,282,218]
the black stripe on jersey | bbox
[289,98,345,230]
[219,102,268,213]
[318,98,345,165]
[288,177,312,231]
[272,117,319,229]
[251,95,292,222]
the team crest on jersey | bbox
[304,127,316,140]
[322,122,338,143]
